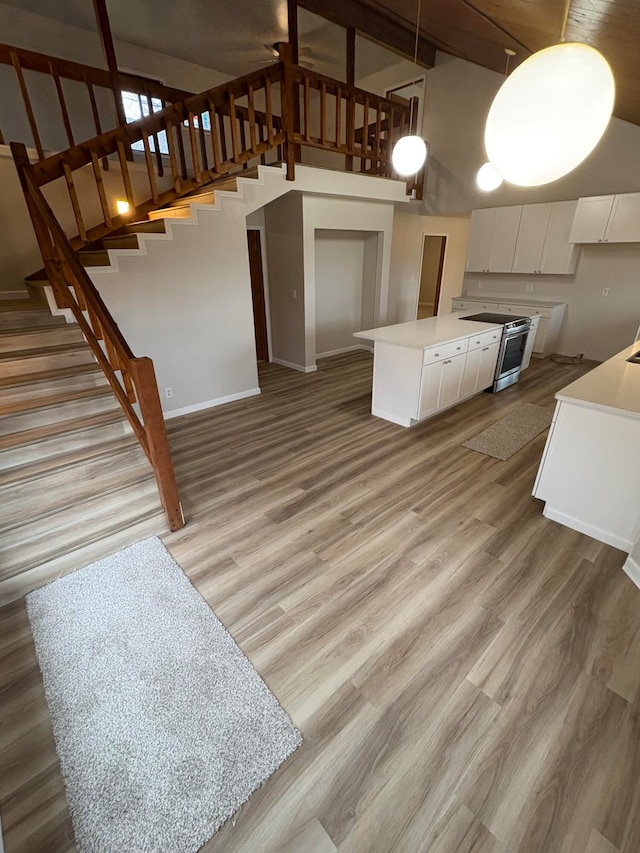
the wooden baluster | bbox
[218,110,228,165]
[265,75,274,145]
[165,120,182,192]
[84,73,108,171]
[374,103,382,164]
[239,114,248,170]
[346,92,355,171]
[141,131,159,204]
[90,150,112,227]
[49,61,75,148]
[120,367,137,405]
[361,95,369,172]
[176,119,188,180]
[320,80,327,145]
[335,86,342,150]
[85,300,104,342]
[116,138,135,210]
[258,122,266,165]
[10,50,44,160]
[228,93,240,161]
[187,113,201,182]
[130,357,184,532]
[62,160,87,242]
[198,112,208,173]
[303,76,311,141]
[209,103,221,173]
[0,127,4,145]
[147,94,164,180]
[247,83,257,152]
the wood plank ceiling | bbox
[315,0,640,126]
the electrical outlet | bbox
[525,283,534,292]
[291,289,297,300]
[165,387,173,399]
[477,282,483,289]
[602,288,610,296]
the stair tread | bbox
[0,408,126,451]
[0,362,102,390]
[1,384,115,416]
[0,321,67,338]
[0,432,140,487]
[0,340,90,361]
[0,298,47,312]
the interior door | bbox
[247,230,269,362]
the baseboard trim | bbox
[164,387,261,419]
[542,506,633,552]
[623,555,640,590]
[371,407,411,428]
[272,358,317,373]
[316,345,373,359]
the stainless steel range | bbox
[460,312,532,392]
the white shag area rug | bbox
[463,403,554,461]
[26,536,302,853]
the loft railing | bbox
[12,141,184,532]
[16,43,422,250]
[0,42,190,162]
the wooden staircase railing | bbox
[0,42,191,163]
[11,142,184,533]
[16,43,422,252]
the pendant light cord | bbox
[559,0,571,43]
[408,0,422,133]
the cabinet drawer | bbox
[497,303,551,319]
[468,328,502,351]
[423,338,468,365]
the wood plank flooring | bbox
[2,352,640,852]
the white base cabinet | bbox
[419,354,466,419]
[461,341,500,397]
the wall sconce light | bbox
[116,199,130,215]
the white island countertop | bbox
[354,314,501,350]
[556,342,640,417]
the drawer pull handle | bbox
[434,353,440,357]
[483,347,489,351]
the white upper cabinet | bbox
[467,201,576,274]
[512,204,551,273]
[539,201,578,273]
[569,192,640,243]
[466,207,522,273]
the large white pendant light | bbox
[484,1,615,187]
[391,0,427,177]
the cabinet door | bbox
[532,316,550,355]
[569,196,614,243]
[605,193,640,242]
[540,201,578,273]
[463,343,499,396]
[439,354,466,409]
[418,361,444,419]
[466,209,495,271]
[521,316,540,370]
[490,206,522,272]
[512,204,550,273]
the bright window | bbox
[121,91,169,155]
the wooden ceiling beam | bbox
[298,0,436,68]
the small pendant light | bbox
[391,0,427,177]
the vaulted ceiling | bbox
[2,0,638,124]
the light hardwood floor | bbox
[2,352,640,852]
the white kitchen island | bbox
[533,342,640,553]
[354,314,503,427]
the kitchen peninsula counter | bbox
[534,342,640,553]
[354,314,503,427]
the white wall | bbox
[389,209,470,324]
[263,192,307,370]
[314,230,377,356]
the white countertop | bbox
[354,314,502,350]
[454,292,567,308]
[556,342,640,417]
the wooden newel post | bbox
[277,42,296,181]
[130,357,185,532]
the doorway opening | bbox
[417,235,446,319]
[246,230,269,362]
